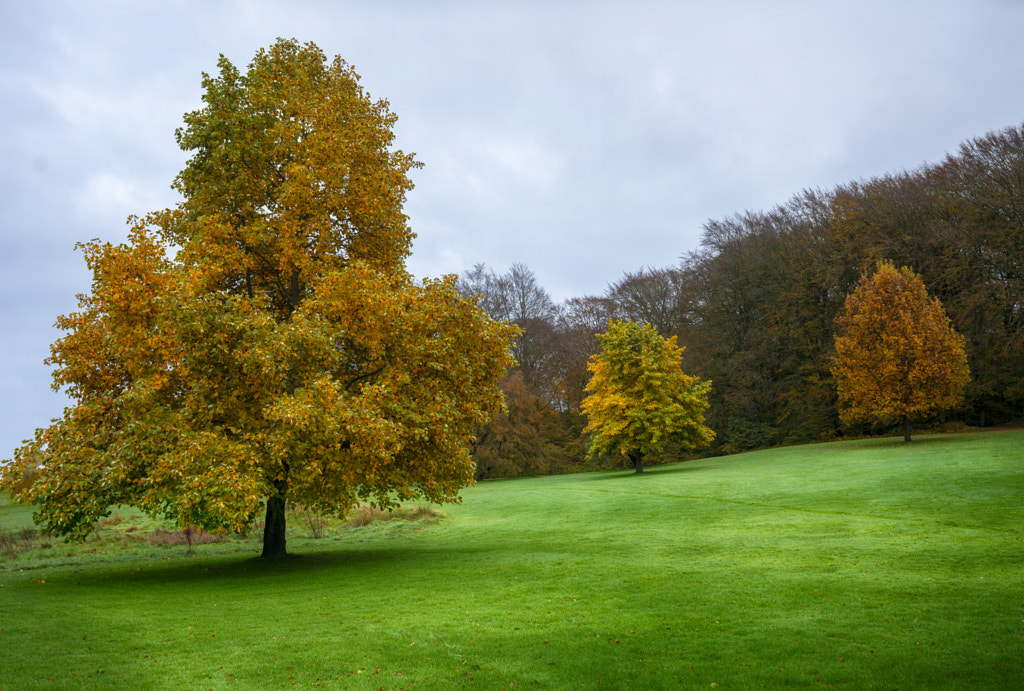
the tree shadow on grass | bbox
[645,462,713,477]
[71,544,489,588]
[847,433,978,451]
[579,462,710,481]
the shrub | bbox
[0,528,39,559]
[291,504,329,539]
[0,529,18,559]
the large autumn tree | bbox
[582,320,714,473]
[0,39,517,558]
[831,261,970,442]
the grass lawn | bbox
[1,429,1022,689]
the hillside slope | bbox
[1,430,1022,689]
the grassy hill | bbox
[2,430,1022,689]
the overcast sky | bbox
[3,0,1024,459]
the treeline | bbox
[459,122,1024,478]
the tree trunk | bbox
[903,417,912,443]
[629,450,644,474]
[262,495,287,558]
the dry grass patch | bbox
[146,526,223,549]
[344,503,444,527]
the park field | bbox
[1,429,1022,689]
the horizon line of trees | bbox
[459,120,1024,478]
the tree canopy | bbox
[581,320,714,473]
[0,39,517,558]
[831,262,970,441]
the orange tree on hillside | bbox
[0,39,517,558]
[831,261,970,442]
[582,320,714,473]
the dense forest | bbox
[459,121,1024,478]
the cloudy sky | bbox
[3,0,1024,458]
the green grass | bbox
[2,430,1022,689]
[0,489,37,531]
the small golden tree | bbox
[831,261,970,441]
[582,320,714,473]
